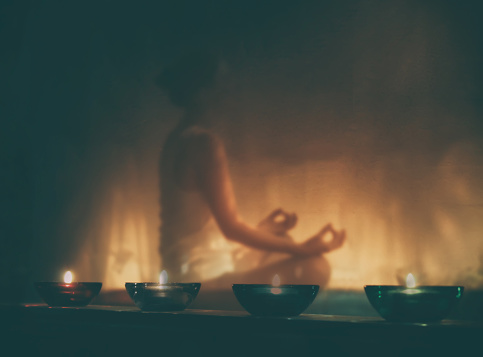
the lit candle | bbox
[270,274,282,295]
[34,270,102,307]
[64,270,73,284]
[159,270,168,284]
[402,273,420,295]
[406,273,416,288]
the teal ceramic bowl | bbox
[232,284,319,317]
[364,285,464,322]
[125,282,201,311]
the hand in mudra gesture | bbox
[257,208,297,240]
[297,223,346,257]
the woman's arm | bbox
[188,130,344,256]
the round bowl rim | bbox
[125,282,201,287]
[364,285,464,289]
[34,282,103,286]
[232,284,319,288]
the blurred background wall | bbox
[1,0,482,302]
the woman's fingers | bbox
[267,208,284,220]
[326,229,346,251]
[258,209,284,229]
[307,224,346,254]
[317,223,333,236]
[263,209,297,232]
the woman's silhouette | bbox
[158,49,345,289]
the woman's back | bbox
[159,125,236,282]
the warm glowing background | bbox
[2,1,483,300]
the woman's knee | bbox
[290,256,331,286]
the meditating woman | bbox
[158,49,345,289]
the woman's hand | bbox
[257,208,297,239]
[296,223,346,256]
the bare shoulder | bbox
[181,126,224,154]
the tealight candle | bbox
[364,273,464,322]
[34,271,102,307]
[125,270,201,311]
[232,274,319,317]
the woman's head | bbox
[156,48,220,108]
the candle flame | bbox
[159,270,168,284]
[271,274,282,294]
[64,271,73,284]
[406,273,416,288]
[272,274,281,287]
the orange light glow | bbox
[406,273,416,288]
[64,271,73,284]
[271,274,282,294]
[159,270,168,284]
